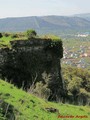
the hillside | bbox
[0,15,90,34]
[0,79,90,120]
[74,13,90,21]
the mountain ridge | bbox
[0,14,90,34]
[74,13,90,21]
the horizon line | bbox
[0,12,90,19]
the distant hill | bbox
[0,15,90,35]
[74,13,90,21]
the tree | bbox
[67,76,83,104]
[78,88,90,105]
[26,29,37,39]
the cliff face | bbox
[0,38,63,100]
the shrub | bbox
[0,33,3,38]
[26,29,37,39]
[11,34,18,38]
[4,33,10,37]
[34,81,51,100]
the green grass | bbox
[0,36,12,47]
[0,35,61,48]
[41,34,61,41]
[0,79,90,120]
[0,36,28,48]
[47,35,61,41]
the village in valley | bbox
[62,34,90,69]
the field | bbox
[62,36,90,49]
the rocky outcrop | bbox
[0,38,63,100]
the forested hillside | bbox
[75,13,90,21]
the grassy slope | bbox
[0,79,90,120]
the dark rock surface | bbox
[0,38,64,100]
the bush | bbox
[11,34,18,38]
[0,33,3,38]
[34,81,51,100]
[4,33,10,37]
[26,29,37,39]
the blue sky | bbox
[0,0,90,18]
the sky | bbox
[0,0,90,18]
